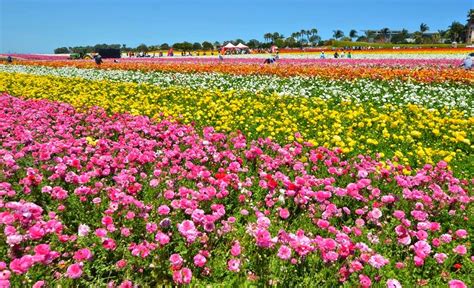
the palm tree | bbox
[300,29,307,43]
[349,29,358,40]
[333,30,344,40]
[379,28,391,43]
[264,33,272,43]
[420,23,429,33]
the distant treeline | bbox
[55,11,473,54]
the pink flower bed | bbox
[115,57,461,68]
[0,94,472,287]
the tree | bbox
[309,35,321,46]
[160,43,170,50]
[391,29,409,44]
[136,44,149,52]
[349,29,358,39]
[263,33,273,43]
[379,28,391,43]
[447,21,466,42]
[202,41,214,50]
[192,42,202,50]
[54,47,69,54]
[333,30,344,40]
[246,39,261,49]
[420,23,429,33]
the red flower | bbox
[453,263,462,270]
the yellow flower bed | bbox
[1,72,472,171]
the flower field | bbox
[0,52,473,287]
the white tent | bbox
[236,43,249,49]
[224,43,237,49]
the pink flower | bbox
[9,255,34,274]
[227,259,241,272]
[173,268,192,284]
[386,279,402,288]
[369,208,382,220]
[73,248,93,261]
[155,231,170,245]
[158,205,170,215]
[434,253,447,264]
[177,220,198,243]
[359,274,372,288]
[440,234,452,243]
[368,254,389,269]
[193,254,207,267]
[453,245,467,255]
[277,245,292,260]
[230,241,241,256]
[102,238,116,250]
[169,254,183,268]
[455,229,468,239]
[448,280,467,288]
[413,240,431,258]
[66,263,83,279]
[32,280,45,288]
[116,259,127,269]
[279,208,290,219]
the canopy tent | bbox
[236,43,249,49]
[224,43,237,49]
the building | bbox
[467,14,474,44]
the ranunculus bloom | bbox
[368,254,389,269]
[453,245,467,255]
[277,245,292,260]
[173,268,192,284]
[169,254,183,268]
[448,280,467,288]
[228,259,241,272]
[73,248,93,261]
[193,254,207,267]
[230,241,241,256]
[386,279,402,288]
[66,263,83,279]
[279,208,290,219]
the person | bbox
[340,51,345,58]
[460,56,472,70]
[94,54,103,65]
[6,56,12,63]
[263,57,276,64]
[218,54,224,61]
[320,51,325,59]
[275,52,280,60]
[347,51,352,59]
[334,52,339,59]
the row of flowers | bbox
[0,94,472,287]
[1,64,472,113]
[11,59,473,83]
[0,72,472,173]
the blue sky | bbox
[0,0,471,53]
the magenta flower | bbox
[277,245,292,260]
[227,259,241,272]
[386,279,402,288]
[368,254,389,269]
[66,263,83,279]
[448,280,467,288]
[193,253,207,267]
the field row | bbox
[0,94,472,287]
[12,60,474,83]
[0,72,472,175]
[1,64,473,113]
